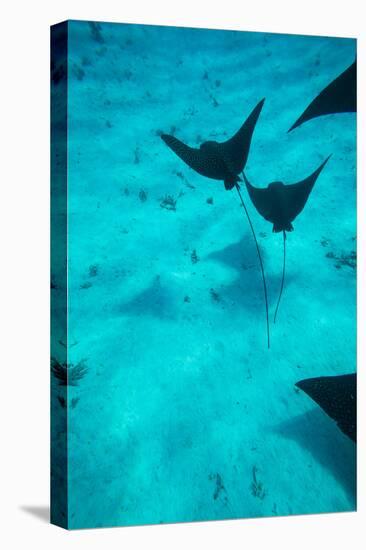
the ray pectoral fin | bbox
[161,134,212,178]
[296,374,356,442]
[242,172,272,221]
[286,155,331,221]
[220,98,265,174]
[289,60,356,132]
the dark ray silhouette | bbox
[161,99,270,347]
[296,373,356,443]
[243,156,331,322]
[161,99,265,190]
[243,156,331,234]
[289,60,356,132]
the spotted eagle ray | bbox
[296,373,356,442]
[161,99,271,347]
[243,155,331,323]
[161,98,265,190]
[289,60,356,132]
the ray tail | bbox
[274,230,286,324]
[236,179,270,349]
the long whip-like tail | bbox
[274,230,286,324]
[236,179,270,349]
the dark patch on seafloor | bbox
[206,238,295,313]
[119,276,176,319]
[274,408,356,505]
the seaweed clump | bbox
[210,288,220,302]
[250,466,266,500]
[160,195,177,211]
[209,473,228,504]
[191,249,199,264]
[51,358,88,386]
[139,189,148,202]
[326,249,356,270]
[89,21,105,44]
[89,264,99,277]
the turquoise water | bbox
[53,21,356,528]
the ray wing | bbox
[289,60,356,131]
[161,134,221,180]
[242,173,272,221]
[296,373,356,442]
[284,156,331,222]
[219,98,265,175]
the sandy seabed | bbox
[51,21,356,529]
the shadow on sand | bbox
[206,237,294,311]
[118,237,294,321]
[274,407,356,506]
[119,275,176,319]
